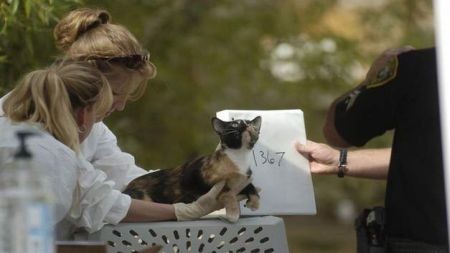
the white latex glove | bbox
[173,179,252,221]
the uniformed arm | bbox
[323,46,414,148]
[295,140,390,179]
[323,89,360,148]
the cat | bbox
[123,116,262,222]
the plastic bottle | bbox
[0,130,54,253]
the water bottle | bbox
[0,130,55,253]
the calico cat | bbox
[123,116,262,221]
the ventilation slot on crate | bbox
[87,216,289,253]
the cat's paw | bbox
[245,195,260,211]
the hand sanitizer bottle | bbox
[0,130,54,253]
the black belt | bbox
[387,238,448,253]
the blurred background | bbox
[0,0,435,252]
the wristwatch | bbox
[337,149,347,178]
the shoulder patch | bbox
[366,56,398,89]
[344,86,364,111]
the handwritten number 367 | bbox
[252,150,285,167]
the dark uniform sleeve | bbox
[334,54,404,146]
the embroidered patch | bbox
[366,56,398,88]
[344,86,364,111]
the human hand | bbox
[174,181,226,221]
[295,140,340,175]
[174,179,253,221]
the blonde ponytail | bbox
[2,61,112,152]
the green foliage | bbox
[0,0,81,92]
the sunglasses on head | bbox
[89,53,150,69]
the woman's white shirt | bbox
[0,118,131,239]
[80,122,147,191]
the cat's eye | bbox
[231,123,238,127]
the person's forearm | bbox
[122,199,176,222]
[345,148,391,179]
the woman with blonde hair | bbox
[52,8,156,190]
[2,60,113,150]
[52,7,250,225]
[0,60,116,238]
[0,8,247,239]
[0,60,232,240]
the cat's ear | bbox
[211,117,227,134]
[251,116,262,132]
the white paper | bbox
[216,109,316,216]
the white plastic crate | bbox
[87,216,289,253]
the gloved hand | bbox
[173,179,252,221]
